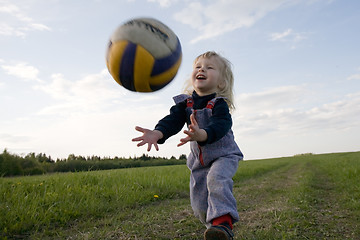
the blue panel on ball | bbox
[151,38,182,76]
[150,81,171,92]
[120,42,137,91]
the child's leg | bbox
[206,155,240,225]
[189,167,210,227]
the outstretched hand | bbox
[178,113,207,147]
[132,126,163,151]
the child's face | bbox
[191,56,223,96]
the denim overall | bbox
[173,94,243,227]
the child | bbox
[132,51,243,240]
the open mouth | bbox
[196,74,206,80]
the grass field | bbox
[1,151,359,239]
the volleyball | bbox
[106,17,182,92]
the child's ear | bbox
[218,80,226,90]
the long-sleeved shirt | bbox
[155,91,232,146]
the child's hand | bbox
[132,126,163,151]
[178,114,207,147]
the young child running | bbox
[132,51,243,240]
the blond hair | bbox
[183,51,235,111]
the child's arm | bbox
[178,114,207,147]
[132,126,164,151]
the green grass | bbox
[1,152,359,239]
[0,166,190,239]
[234,152,360,239]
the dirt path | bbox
[84,162,302,240]
[233,161,304,239]
[233,160,359,239]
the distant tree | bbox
[0,149,23,176]
[89,155,100,161]
[35,153,54,163]
[67,154,76,162]
[179,154,187,160]
[139,154,151,161]
[76,156,86,161]
[1,149,186,177]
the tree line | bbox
[0,149,187,177]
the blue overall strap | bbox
[173,94,191,105]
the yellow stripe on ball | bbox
[149,55,182,86]
[133,45,155,92]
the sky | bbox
[1,0,359,160]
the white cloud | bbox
[306,0,335,4]
[269,28,308,49]
[236,85,306,110]
[33,68,166,118]
[147,0,178,8]
[0,1,51,37]
[174,0,290,43]
[0,23,21,37]
[1,62,42,82]
[0,1,18,14]
[233,85,306,135]
[231,86,360,159]
[233,86,360,137]
[270,28,293,41]
[32,102,176,159]
[346,68,360,81]
[0,133,30,143]
[174,2,203,29]
[347,74,360,81]
[0,66,175,158]
[34,69,124,116]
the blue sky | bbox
[1,0,359,160]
